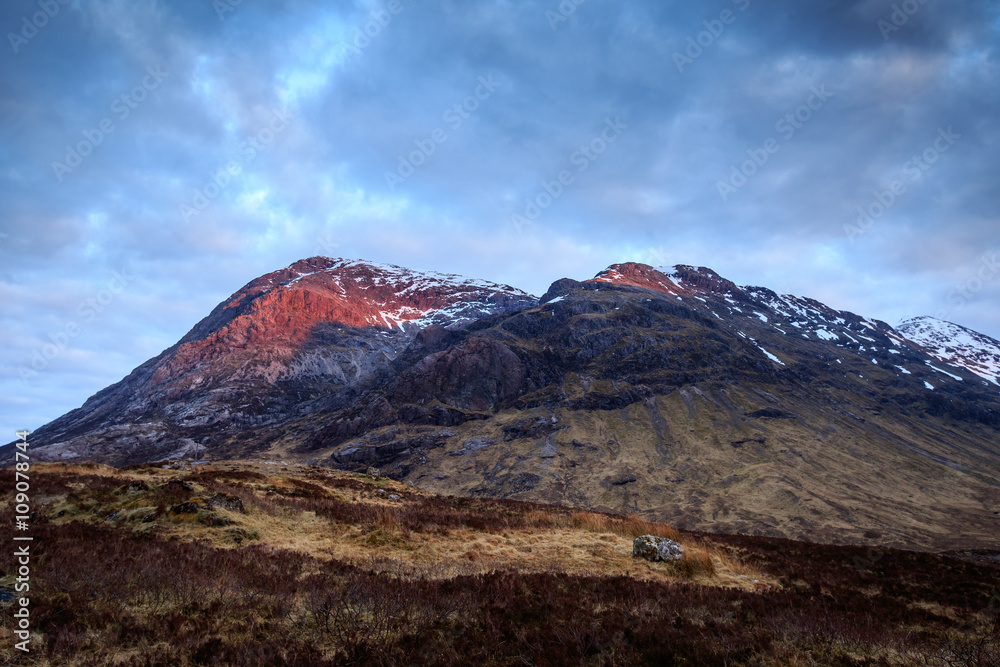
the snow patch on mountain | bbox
[926,363,963,382]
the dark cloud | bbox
[0,0,997,434]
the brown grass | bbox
[34,461,121,476]
[28,463,765,592]
[676,545,718,578]
[372,505,403,534]
[569,509,681,541]
[2,462,998,665]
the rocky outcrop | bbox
[590,263,746,301]
[633,535,684,562]
[449,437,496,456]
[170,500,201,514]
[539,278,582,304]
[330,430,456,470]
[205,493,245,513]
[394,337,526,411]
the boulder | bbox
[163,480,194,493]
[170,500,201,514]
[116,481,149,495]
[205,493,244,513]
[633,535,684,562]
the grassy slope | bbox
[1,462,997,665]
[308,383,1000,552]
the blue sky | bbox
[1,0,998,436]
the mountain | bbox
[16,257,536,463]
[9,260,1000,550]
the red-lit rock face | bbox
[22,258,539,455]
[589,262,745,299]
[147,257,537,386]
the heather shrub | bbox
[3,468,997,665]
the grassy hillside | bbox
[296,385,1000,552]
[1,462,998,665]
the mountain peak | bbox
[589,262,745,300]
[235,257,536,332]
[22,258,538,456]
[251,257,528,296]
[898,316,1000,385]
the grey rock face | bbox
[633,535,684,562]
[449,437,496,457]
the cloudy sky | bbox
[1,0,998,436]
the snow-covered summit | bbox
[898,316,1000,386]
[280,258,529,297]
[248,257,536,330]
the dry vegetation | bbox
[0,461,997,665]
